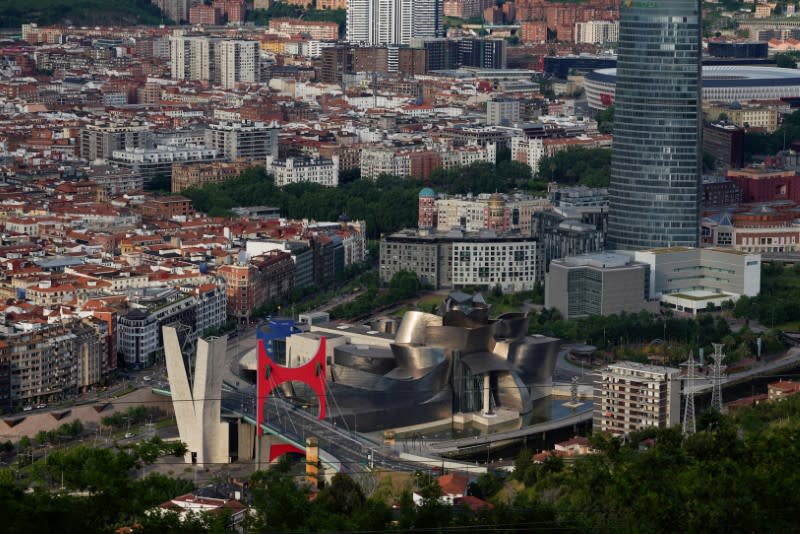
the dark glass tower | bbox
[606,0,702,250]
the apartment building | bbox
[204,121,280,162]
[80,122,153,162]
[0,320,107,410]
[116,283,227,368]
[380,228,542,292]
[594,362,681,436]
[171,160,251,193]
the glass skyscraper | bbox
[606,0,702,250]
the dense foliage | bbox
[516,396,800,532]
[181,161,535,239]
[529,307,782,365]
[733,262,800,327]
[0,437,190,533]
[329,270,423,319]
[0,0,165,27]
[5,395,800,532]
[745,109,800,160]
[536,147,611,187]
[595,105,614,134]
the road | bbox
[219,385,420,473]
[685,346,800,394]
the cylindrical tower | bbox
[606,0,702,250]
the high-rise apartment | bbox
[218,40,260,89]
[606,0,702,250]
[347,0,442,46]
[170,35,221,83]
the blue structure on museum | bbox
[606,0,702,250]
[257,318,300,365]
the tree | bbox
[595,105,614,133]
[315,473,365,517]
[776,53,798,69]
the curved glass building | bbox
[606,0,702,250]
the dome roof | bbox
[419,187,435,198]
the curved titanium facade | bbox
[607,0,702,250]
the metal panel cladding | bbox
[607,0,702,250]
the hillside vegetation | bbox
[0,0,165,28]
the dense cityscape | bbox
[2,0,800,531]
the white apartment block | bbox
[440,143,496,170]
[511,136,545,177]
[347,0,441,46]
[574,20,619,45]
[267,156,339,187]
[360,147,410,179]
[170,35,221,83]
[218,40,261,89]
[594,362,681,436]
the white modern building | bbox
[594,361,682,436]
[266,156,339,187]
[110,145,219,182]
[450,238,539,292]
[619,247,761,314]
[347,0,442,46]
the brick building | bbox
[140,196,195,220]
[171,161,251,193]
[726,168,800,203]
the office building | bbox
[205,121,279,162]
[594,362,682,436]
[545,252,658,320]
[347,0,442,46]
[606,0,702,250]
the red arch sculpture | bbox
[256,336,327,437]
[268,442,305,462]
